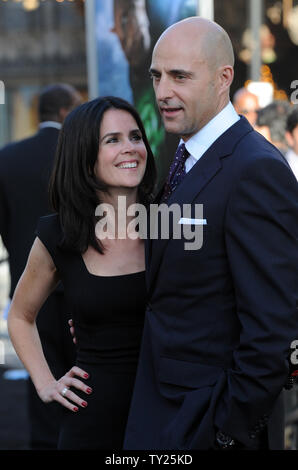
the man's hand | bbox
[68,318,77,345]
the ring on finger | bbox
[61,386,69,397]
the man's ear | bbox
[218,65,234,93]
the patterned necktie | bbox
[160,143,190,203]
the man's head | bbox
[255,100,290,154]
[38,83,82,124]
[286,106,298,155]
[149,16,234,141]
[233,88,259,126]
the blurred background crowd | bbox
[0,0,298,450]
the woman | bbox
[7,96,156,449]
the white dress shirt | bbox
[182,102,240,173]
[39,121,62,130]
[285,149,298,182]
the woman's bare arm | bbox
[7,237,91,411]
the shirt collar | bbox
[285,149,298,180]
[39,121,62,130]
[182,102,240,161]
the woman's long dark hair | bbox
[49,96,157,254]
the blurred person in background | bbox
[0,83,81,449]
[285,106,298,181]
[255,100,291,155]
[233,87,260,126]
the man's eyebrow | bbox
[149,67,159,75]
[170,69,193,77]
[149,68,193,78]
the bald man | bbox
[233,88,260,126]
[124,17,298,450]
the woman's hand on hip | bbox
[38,366,92,412]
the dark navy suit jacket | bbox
[124,117,298,450]
[0,127,59,297]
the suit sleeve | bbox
[214,157,298,448]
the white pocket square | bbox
[178,218,207,225]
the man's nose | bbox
[155,77,173,102]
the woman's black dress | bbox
[36,214,146,449]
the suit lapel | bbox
[146,116,253,297]
[147,146,222,296]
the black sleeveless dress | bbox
[35,214,146,449]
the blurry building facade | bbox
[1,0,298,146]
[214,0,298,101]
[0,0,87,146]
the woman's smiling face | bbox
[95,108,148,191]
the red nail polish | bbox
[84,373,89,379]
[86,388,92,394]
[82,401,88,407]
[73,407,79,412]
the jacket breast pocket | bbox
[177,222,210,251]
[177,223,219,254]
